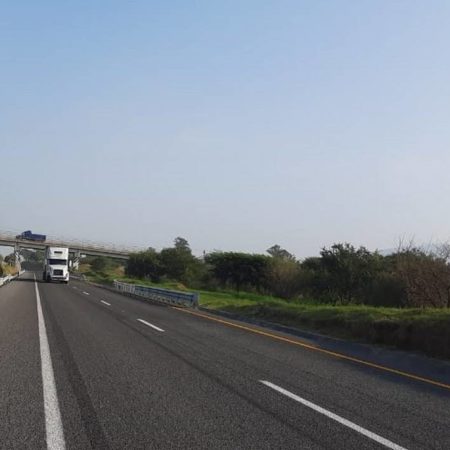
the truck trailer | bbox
[43,247,70,283]
[16,230,46,242]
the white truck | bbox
[43,247,70,283]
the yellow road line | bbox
[173,307,450,391]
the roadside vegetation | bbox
[75,238,450,359]
[1,249,44,277]
[0,254,19,277]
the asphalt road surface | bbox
[1,271,449,449]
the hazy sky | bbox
[1,1,450,257]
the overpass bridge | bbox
[0,231,140,270]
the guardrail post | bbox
[193,293,199,308]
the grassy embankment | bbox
[0,264,19,276]
[78,264,450,360]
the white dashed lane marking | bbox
[259,381,406,450]
[137,319,164,333]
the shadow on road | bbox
[15,277,38,283]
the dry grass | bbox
[1,264,18,276]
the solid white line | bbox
[82,291,90,295]
[259,381,407,450]
[34,275,66,450]
[100,300,111,306]
[137,318,165,332]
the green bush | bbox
[362,273,407,307]
[205,252,270,293]
[91,257,108,272]
[123,238,450,309]
[126,249,162,281]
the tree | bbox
[299,248,410,307]
[267,245,295,261]
[91,257,108,272]
[205,252,270,293]
[265,245,301,299]
[20,249,44,263]
[126,238,197,283]
[158,237,196,282]
[174,237,190,252]
[4,253,15,266]
[394,245,450,308]
[267,257,302,299]
[319,243,380,304]
[126,249,162,281]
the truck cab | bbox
[43,247,70,283]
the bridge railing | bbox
[0,230,141,257]
[113,280,199,308]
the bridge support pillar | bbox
[14,244,21,272]
[72,250,81,271]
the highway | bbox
[1,271,449,449]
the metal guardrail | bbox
[113,280,199,308]
[0,276,11,287]
[0,270,24,287]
